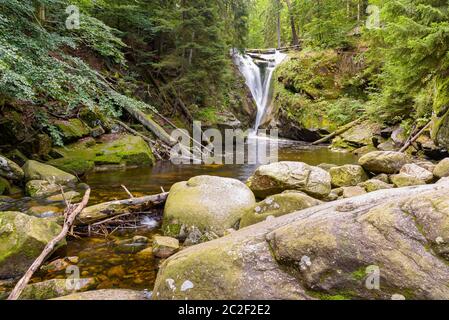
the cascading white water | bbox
[233,49,286,135]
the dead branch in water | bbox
[399,121,432,153]
[7,189,91,300]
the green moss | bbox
[48,134,155,176]
[54,119,91,142]
[0,178,10,195]
[163,223,182,238]
[306,290,351,300]
[351,267,366,281]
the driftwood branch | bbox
[7,189,91,300]
[78,192,169,225]
[312,117,365,145]
[399,121,432,153]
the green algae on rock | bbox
[54,119,91,143]
[49,134,155,176]
[329,164,368,187]
[19,278,96,300]
[23,160,77,185]
[0,211,65,278]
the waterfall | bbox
[233,49,287,135]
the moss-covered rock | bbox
[0,155,24,181]
[332,121,382,150]
[54,119,91,142]
[390,173,426,187]
[163,176,256,240]
[246,161,331,199]
[358,151,411,174]
[52,289,149,300]
[23,160,77,185]
[432,76,449,149]
[153,181,449,300]
[400,164,434,183]
[434,158,449,178]
[25,180,61,197]
[48,134,155,176]
[0,178,11,195]
[19,278,96,300]
[0,211,65,278]
[329,165,368,187]
[240,191,322,228]
[358,179,393,192]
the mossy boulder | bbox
[332,121,382,150]
[19,278,96,300]
[0,178,11,195]
[358,179,393,192]
[48,134,155,176]
[163,176,256,240]
[54,119,91,142]
[152,181,449,300]
[329,165,368,187]
[240,191,322,228]
[53,289,149,300]
[246,162,331,199]
[0,211,65,278]
[25,180,61,197]
[0,155,24,181]
[400,164,434,183]
[358,151,411,174]
[390,173,426,188]
[23,160,77,185]
[434,158,449,178]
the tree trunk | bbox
[276,0,282,49]
[284,0,299,46]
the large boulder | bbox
[48,134,155,176]
[162,176,256,240]
[54,119,91,143]
[25,180,61,197]
[52,289,149,300]
[400,164,434,183]
[240,191,322,228]
[434,158,449,178]
[331,121,381,150]
[0,211,65,278]
[0,155,24,181]
[358,151,410,174]
[22,160,77,185]
[246,162,331,199]
[329,165,368,187]
[152,181,449,300]
[19,278,96,300]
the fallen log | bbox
[7,189,91,300]
[312,117,365,145]
[399,121,432,153]
[123,106,177,147]
[77,192,169,225]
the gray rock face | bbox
[163,176,256,239]
[359,151,410,174]
[400,164,434,183]
[246,162,331,199]
[152,181,449,300]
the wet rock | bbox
[359,151,411,174]
[163,176,255,239]
[54,119,91,143]
[153,236,180,258]
[240,191,322,228]
[390,173,426,187]
[0,211,65,278]
[46,191,80,202]
[53,289,149,300]
[19,278,95,300]
[329,165,368,187]
[0,155,24,181]
[400,164,434,183]
[90,126,105,138]
[107,265,126,278]
[25,180,61,197]
[358,179,393,192]
[152,181,449,300]
[41,257,79,273]
[434,158,449,178]
[114,237,149,254]
[0,177,11,195]
[246,162,331,199]
[23,160,77,185]
[48,134,155,176]
[342,186,366,198]
[27,206,63,219]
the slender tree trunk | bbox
[284,0,299,46]
[276,0,282,49]
[189,31,195,65]
[36,4,45,23]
